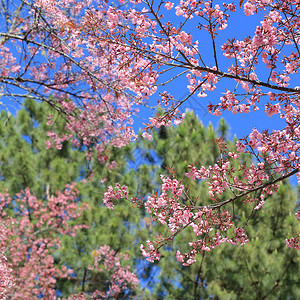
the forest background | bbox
[1,100,299,299]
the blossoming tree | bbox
[0,223,14,299]
[0,185,139,299]
[135,113,300,298]
[0,100,142,298]
[1,0,300,268]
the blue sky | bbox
[131,2,285,138]
[0,0,287,142]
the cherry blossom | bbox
[0,223,14,299]
[88,245,139,299]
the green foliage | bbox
[2,104,299,299]
[202,183,300,300]
[0,97,84,196]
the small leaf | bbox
[240,0,245,7]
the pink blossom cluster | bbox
[174,0,235,29]
[142,132,153,140]
[286,211,300,250]
[138,174,241,265]
[0,46,20,77]
[1,0,142,165]
[286,234,300,250]
[228,228,249,246]
[0,185,89,298]
[103,183,129,209]
[185,133,283,203]
[0,223,14,299]
[254,198,265,210]
[176,231,229,266]
[0,183,138,299]
[88,245,139,299]
[0,254,14,300]
[131,131,291,264]
[165,2,174,11]
[140,240,161,263]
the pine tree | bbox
[2,103,299,298]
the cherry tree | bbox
[0,0,138,164]
[0,185,139,299]
[1,0,300,267]
[0,223,14,299]
[0,184,86,298]
[69,245,139,300]
[94,0,300,264]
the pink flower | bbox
[265,103,281,117]
[142,132,153,140]
[244,2,256,16]
[165,2,174,11]
[286,234,300,250]
[254,200,265,210]
[228,228,249,246]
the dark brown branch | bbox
[82,268,87,292]
[199,169,299,211]
[193,251,206,299]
